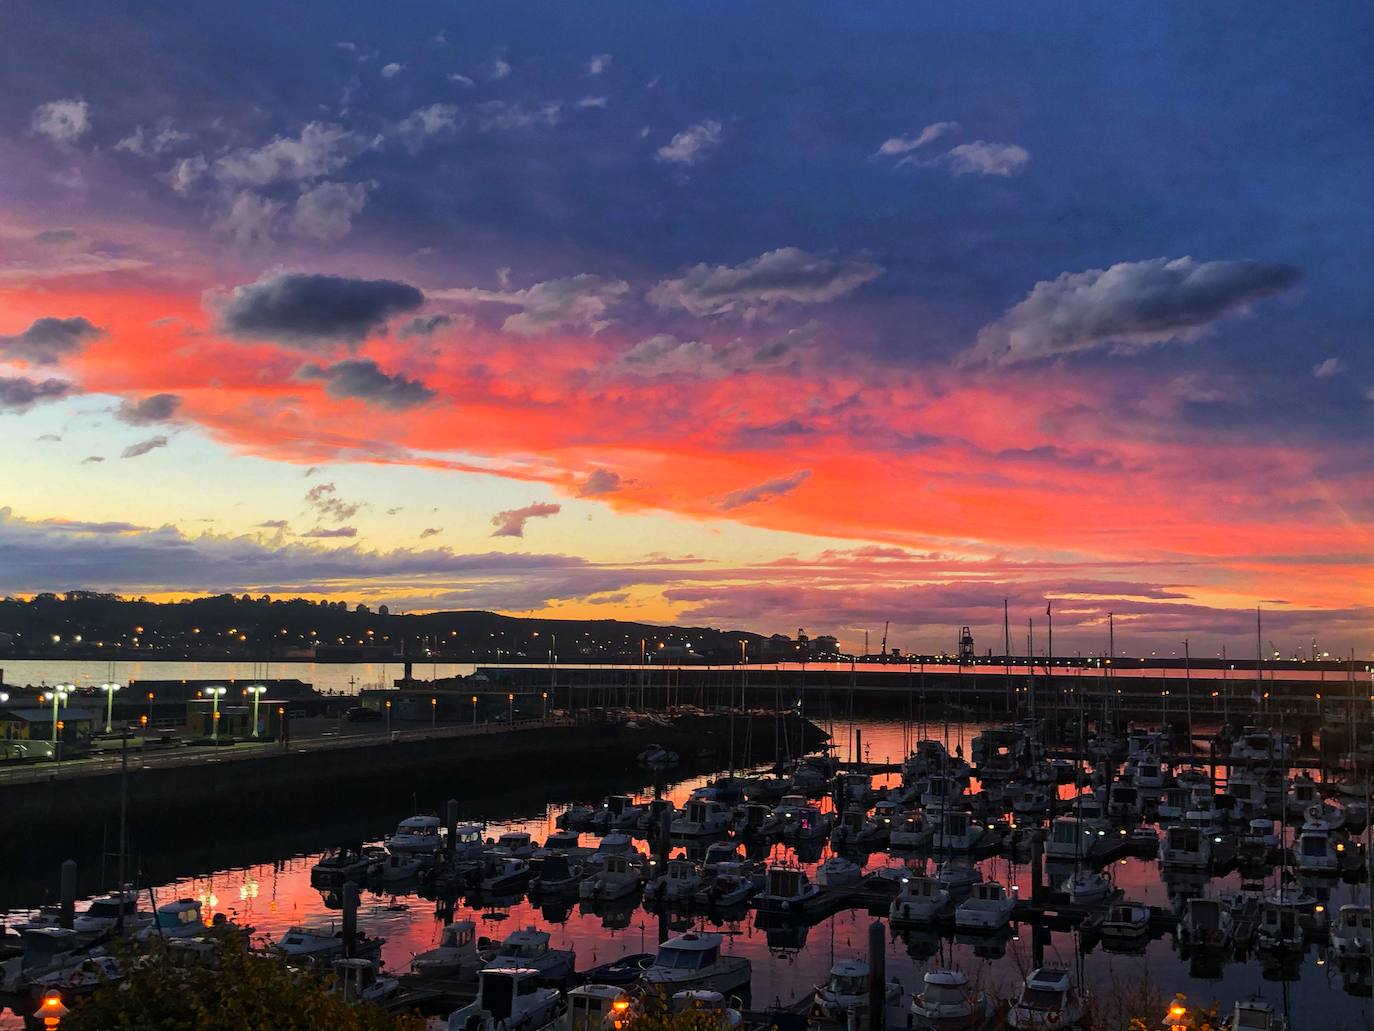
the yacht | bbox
[1240,819,1280,855]
[494,833,535,860]
[565,984,632,1031]
[644,859,702,905]
[639,931,750,995]
[1177,897,1234,952]
[637,799,678,836]
[556,805,597,831]
[830,807,886,850]
[1045,817,1105,862]
[411,920,482,979]
[451,824,488,860]
[889,812,935,850]
[909,969,992,1031]
[889,875,950,925]
[311,847,381,885]
[334,956,400,1005]
[1125,757,1166,791]
[579,853,642,901]
[1257,899,1304,953]
[1330,904,1372,965]
[29,954,123,1003]
[1011,790,1051,817]
[700,841,743,875]
[447,966,562,1031]
[754,865,822,915]
[379,851,426,882]
[833,772,874,809]
[135,899,205,942]
[954,881,1015,932]
[919,775,965,815]
[1224,998,1287,1031]
[1295,828,1345,875]
[811,959,900,1023]
[591,795,646,833]
[731,802,773,837]
[530,852,582,895]
[1106,782,1142,821]
[480,853,533,894]
[273,924,381,969]
[935,860,983,900]
[670,799,731,837]
[1061,869,1111,905]
[387,816,443,855]
[1231,731,1292,763]
[1100,902,1151,946]
[696,861,760,908]
[670,989,742,1029]
[72,892,146,935]
[1159,825,1211,869]
[0,928,88,994]
[637,743,679,766]
[485,927,575,985]
[932,810,989,853]
[781,804,832,842]
[814,856,864,888]
[1007,965,1087,1029]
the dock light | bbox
[40,990,68,1028]
[0,691,6,704]
[431,696,437,730]
[1166,994,1194,1031]
[508,692,514,724]
[247,685,267,737]
[48,688,69,746]
[205,686,227,742]
[1336,842,1346,853]
[98,681,122,733]
[1315,904,1325,914]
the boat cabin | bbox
[652,932,720,972]
[566,984,630,1031]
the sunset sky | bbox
[2,2,1371,655]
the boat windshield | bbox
[656,946,714,969]
[85,899,133,919]
[481,973,515,1021]
[1019,988,1064,1010]
[157,907,199,928]
[828,974,866,995]
[923,984,966,1005]
[1235,1007,1271,1030]
[1300,836,1328,857]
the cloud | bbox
[1313,357,1345,379]
[648,247,881,317]
[395,104,462,150]
[212,191,282,248]
[488,56,512,80]
[302,526,358,538]
[447,73,475,87]
[577,96,608,110]
[217,272,424,348]
[656,120,723,165]
[0,316,104,364]
[81,456,105,464]
[299,358,435,409]
[475,101,563,131]
[33,229,80,245]
[434,274,628,336]
[166,154,208,195]
[874,121,960,157]
[305,482,361,522]
[291,181,370,241]
[420,527,442,539]
[36,433,61,442]
[380,62,405,78]
[490,502,561,537]
[0,376,71,412]
[115,123,190,156]
[31,99,90,145]
[586,53,613,76]
[578,469,623,497]
[116,393,181,425]
[397,314,454,338]
[213,122,358,187]
[257,519,289,529]
[967,256,1304,366]
[120,435,169,459]
[942,141,1031,177]
[718,469,811,511]
[616,324,812,379]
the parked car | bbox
[345,706,383,723]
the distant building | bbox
[0,706,97,741]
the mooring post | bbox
[341,880,359,959]
[1030,832,1045,905]
[855,728,862,766]
[59,860,77,929]
[657,808,672,869]
[446,798,460,855]
[867,919,885,1031]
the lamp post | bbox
[542,691,548,722]
[48,688,69,748]
[508,692,514,725]
[99,682,121,734]
[431,696,437,730]
[38,990,68,1029]
[146,691,154,730]
[385,698,392,733]
[247,685,267,737]
[471,694,478,727]
[206,686,227,742]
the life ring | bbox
[1046,1009,1061,1026]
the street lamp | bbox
[206,686,227,741]
[508,692,514,724]
[98,682,121,734]
[247,685,267,737]
[146,691,154,729]
[47,688,69,748]
[385,698,392,733]
[430,696,437,730]
[38,990,68,1029]
[471,694,478,727]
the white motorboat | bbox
[494,832,535,860]
[379,852,427,882]
[754,865,822,914]
[1241,819,1279,854]
[387,816,443,855]
[919,775,965,815]
[830,807,886,849]
[1285,775,1320,818]
[637,799,678,836]
[814,856,864,888]
[411,920,482,979]
[1126,758,1166,791]
[889,875,950,925]
[1225,998,1288,1031]
[696,861,759,908]
[0,928,87,994]
[671,799,731,837]
[909,968,992,1030]
[29,954,122,1002]
[273,924,381,969]
[645,859,703,905]
[135,899,205,941]
[732,802,773,837]
[580,853,642,901]
[72,892,146,935]
[485,927,575,984]
[889,812,935,850]
[1257,899,1304,952]
[1045,817,1105,862]
[1295,828,1345,875]
[1061,869,1111,905]
[447,966,562,1031]
[700,841,743,875]
[932,811,989,853]
[638,743,679,766]
[565,984,631,1031]
[530,852,583,895]
[1230,730,1292,762]
[1011,791,1051,816]
[334,956,401,1005]
[1106,782,1141,821]
[311,847,381,885]
[591,795,646,833]
[1100,902,1151,945]
[1160,825,1211,869]
[811,959,900,1023]
[451,824,488,860]
[1006,965,1087,1029]
[1330,904,1372,965]
[935,861,983,900]
[1177,897,1234,951]
[671,989,742,1028]
[480,853,533,894]
[954,881,1015,931]
[639,931,750,995]
[781,804,833,842]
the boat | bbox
[637,799,678,836]
[530,852,583,895]
[579,953,654,987]
[909,968,993,1031]
[1294,828,1346,875]
[754,865,822,915]
[29,954,122,1003]
[1006,965,1087,1029]
[781,804,833,842]
[134,899,206,942]
[447,966,562,1031]
[494,833,535,860]
[480,853,532,894]
[580,854,642,902]
[379,852,427,882]
[833,772,874,809]
[645,859,703,905]
[889,875,950,925]
[670,989,742,1028]
[1125,757,1166,791]
[831,807,887,849]
[450,824,488,860]
[954,881,1015,932]
[889,812,935,850]
[1231,730,1293,763]
[591,796,646,833]
[1060,869,1111,906]
[639,931,751,994]
[1330,904,1371,965]
[932,811,990,853]
[1177,897,1234,951]
[637,743,679,766]
[1011,790,1051,816]
[1159,825,1211,870]
[556,805,597,832]
[814,856,864,888]
[72,892,146,935]
[1241,819,1279,855]
[272,924,381,969]
[411,920,482,979]
[311,847,381,885]
[0,928,88,994]
[1099,902,1151,944]
[1257,899,1304,953]
[731,802,773,837]
[701,841,743,874]
[334,956,401,1005]
[811,959,901,1023]
[1223,998,1288,1031]
[670,799,731,837]
[919,775,965,815]
[1045,817,1105,862]
[934,861,982,900]
[1106,782,1142,821]
[387,816,443,855]
[485,927,575,985]
[565,983,633,1031]
[697,861,760,908]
